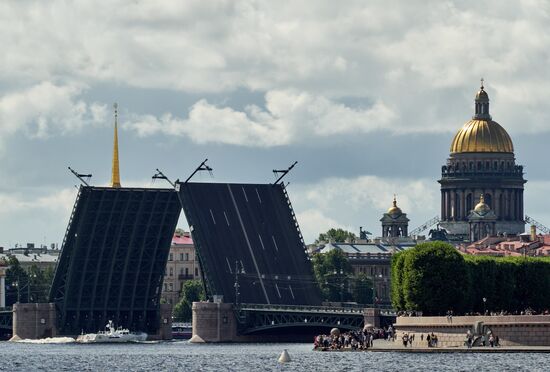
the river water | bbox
[0,340,547,371]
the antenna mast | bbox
[152,168,176,188]
[184,159,213,183]
[68,167,92,186]
[272,161,298,184]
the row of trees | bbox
[391,242,550,315]
[311,249,374,304]
[1,256,55,306]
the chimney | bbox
[531,225,537,242]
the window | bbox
[185,253,189,261]
[195,267,199,276]
[169,268,173,276]
[169,283,173,291]
[180,253,184,261]
[180,268,184,275]
[169,253,173,261]
[185,267,189,276]
[164,283,167,291]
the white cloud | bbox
[0,82,108,141]
[296,209,354,244]
[123,90,396,146]
[290,175,438,243]
[2,1,550,135]
[0,188,77,218]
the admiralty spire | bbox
[111,103,121,188]
[438,81,526,240]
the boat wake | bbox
[14,337,76,344]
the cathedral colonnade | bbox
[440,188,524,222]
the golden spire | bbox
[111,103,121,188]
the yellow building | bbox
[161,231,202,305]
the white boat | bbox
[76,320,147,343]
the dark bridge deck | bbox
[49,186,181,335]
[179,182,321,306]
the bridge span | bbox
[192,302,395,342]
[236,303,395,334]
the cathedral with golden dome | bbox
[438,82,526,239]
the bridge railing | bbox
[237,303,395,315]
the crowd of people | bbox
[399,307,550,317]
[313,327,507,350]
[313,326,396,351]
[464,308,550,316]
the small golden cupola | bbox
[474,194,491,215]
[381,195,409,238]
[387,195,402,216]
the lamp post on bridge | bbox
[333,269,344,302]
[372,274,383,309]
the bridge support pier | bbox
[149,303,173,341]
[364,308,380,328]
[191,302,237,342]
[12,303,57,340]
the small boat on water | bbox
[76,320,147,343]
[172,322,192,339]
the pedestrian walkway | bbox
[368,339,550,353]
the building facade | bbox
[314,241,415,305]
[439,83,526,240]
[161,231,202,305]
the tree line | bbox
[1,256,55,306]
[391,241,550,315]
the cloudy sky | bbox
[1,0,550,248]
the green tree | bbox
[316,228,357,243]
[311,249,353,302]
[173,280,205,322]
[401,241,468,315]
[351,273,373,305]
[390,250,408,310]
[4,256,29,305]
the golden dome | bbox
[474,194,491,214]
[450,119,514,153]
[387,196,402,216]
[450,83,514,154]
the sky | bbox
[2,0,550,248]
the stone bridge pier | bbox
[12,303,57,340]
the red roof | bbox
[172,234,193,245]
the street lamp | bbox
[27,273,37,303]
[483,297,487,315]
[372,274,383,308]
[12,281,20,303]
